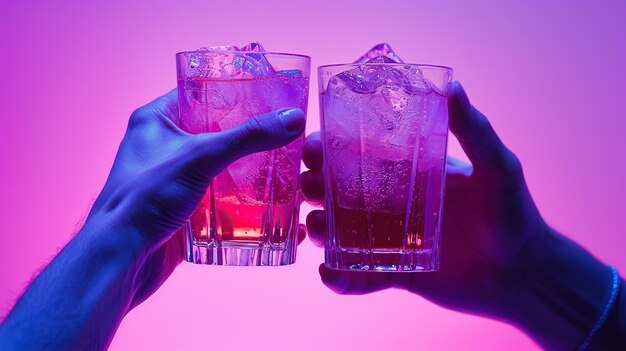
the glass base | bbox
[325,248,439,272]
[185,240,295,266]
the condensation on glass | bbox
[319,61,452,271]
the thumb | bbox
[193,107,306,174]
[448,81,523,187]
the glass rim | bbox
[176,50,311,60]
[318,62,452,72]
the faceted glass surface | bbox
[319,44,452,271]
[176,44,310,265]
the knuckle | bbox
[473,114,494,138]
[129,106,152,129]
[130,106,147,122]
[242,116,268,139]
[219,132,246,157]
[504,151,523,176]
[490,149,524,190]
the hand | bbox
[0,89,308,350]
[301,81,549,321]
[87,89,307,307]
[302,81,626,350]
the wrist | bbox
[80,209,149,269]
[76,211,151,308]
[512,228,615,350]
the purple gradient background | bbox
[1,1,625,350]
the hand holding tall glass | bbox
[176,43,310,266]
[319,44,452,271]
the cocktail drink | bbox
[319,44,452,271]
[176,43,310,265]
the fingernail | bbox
[279,108,305,132]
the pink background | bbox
[1,1,625,350]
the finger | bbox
[297,224,307,245]
[319,264,395,295]
[194,108,306,174]
[306,210,326,247]
[446,156,469,168]
[448,81,523,186]
[302,131,323,170]
[446,156,472,176]
[300,170,324,204]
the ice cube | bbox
[381,86,408,112]
[335,43,406,93]
[320,43,437,96]
[179,88,226,133]
[239,42,265,52]
[361,155,412,214]
[185,51,209,77]
[403,65,431,94]
[202,45,239,51]
[266,74,308,112]
[325,126,413,213]
[365,55,399,64]
[335,66,376,93]
[322,77,364,137]
[226,152,270,205]
[327,139,413,214]
[354,43,403,64]
[336,64,411,94]
[225,148,297,206]
[272,149,298,205]
[326,136,364,210]
[216,100,249,131]
[187,42,276,79]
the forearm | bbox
[513,228,623,350]
[0,215,144,350]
